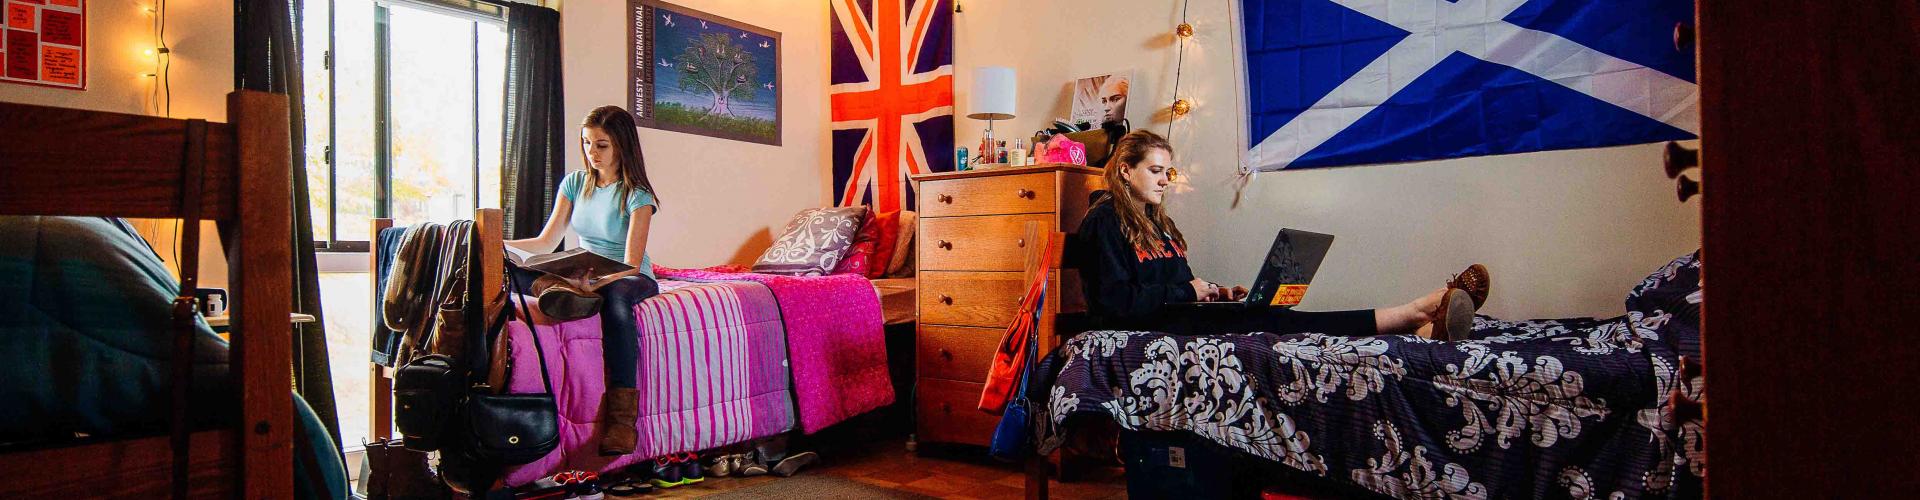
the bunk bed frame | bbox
[0,91,295,498]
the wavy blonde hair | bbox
[1101,129,1185,253]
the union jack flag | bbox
[830,0,955,214]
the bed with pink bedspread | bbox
[498,266,892,485]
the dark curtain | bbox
[237,0,343,447]
[502,5,567,240]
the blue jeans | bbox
[511,268,657,389]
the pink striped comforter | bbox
[500,279,794,485]
[655,266,894,434]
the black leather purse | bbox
[459,264,560,465]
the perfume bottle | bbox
[1009,138,1028,166]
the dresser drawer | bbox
[915,377,998,447]
[918,214,1056,271]
[919,271,1035,327]
[916,325,1002,382]
[919,172,1058,218]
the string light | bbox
[1165,0,1194,135]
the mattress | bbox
[873,277,917,325]
[501,279,795,485]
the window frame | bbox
[309,0,509,253]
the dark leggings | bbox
[1118,307,1378,337]
[511,268,658,389]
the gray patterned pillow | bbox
[751,206,870,276]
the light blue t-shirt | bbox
[560,170,656,279]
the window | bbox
[300,0,508,451]
[304,0,506,252]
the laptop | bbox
[1183,228,1335,310]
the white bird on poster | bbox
[700,20,708,29]
[764,82,774,90]
[740,32,749,39]
[661,14,674,27]
[759,40,770,48]
[659,59,673,68]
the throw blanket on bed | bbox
[657,265,893,434]
[1039,253,1705,499]
[502,279,795,485]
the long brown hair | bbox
[579,105,660,213]
[1102,129,1185,253]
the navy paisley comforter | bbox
[1038,253,1705,499]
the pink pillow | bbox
[832,211,882,275]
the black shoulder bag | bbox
[460,262,560,465]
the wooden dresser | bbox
[910,164,1102,447]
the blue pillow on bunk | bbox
[0,216,233,442]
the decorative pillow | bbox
[752,206,869,276]
[832,210,881,275]
[864,210,903,279]
[885,210,919,277]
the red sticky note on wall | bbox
[5,29,35,80]
[6,4,35,31]
[40,9,79,46]
[40,44,74,84]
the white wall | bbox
[1,0,235,287]
[559,0,832,267]
[953,0,1700,318]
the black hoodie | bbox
[1073,192,1199,323]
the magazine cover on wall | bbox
[1070,71,1131,128]
[628,0,780,145]
[1,0,87,90]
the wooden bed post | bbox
[1019,222,1065,500]
[475,208,505,311]
[227,90,295,498]
[370,218,394,441]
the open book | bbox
[505,246,640,292]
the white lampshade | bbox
[967,66,1016,120]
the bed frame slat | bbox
[0,101,239,219]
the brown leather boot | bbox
[387,440,447,500]
[600,387,641,456]
[362,439,391,499]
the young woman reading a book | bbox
[1075,130,1491,341]
[506,105,660,455]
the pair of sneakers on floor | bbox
[648,452,707,489]
[704,450,819,479]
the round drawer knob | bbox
[1017,188,1035,199]
[938,294,953,305]
[938,240,953,250]
[940,403,952,413]
[1016,238,1026,248]
[938,194,954,204]
[938,348,952,359]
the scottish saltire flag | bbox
[831,0,955,214]
[1243,0,1699,171]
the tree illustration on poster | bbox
[1,0,87,90]
[628,0,781,145]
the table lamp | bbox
[968,66,1016,164]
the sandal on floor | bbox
[604,477,653,497]
[738,451,770,477]
[1428,288,1476,342]
[771,451,819,477]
